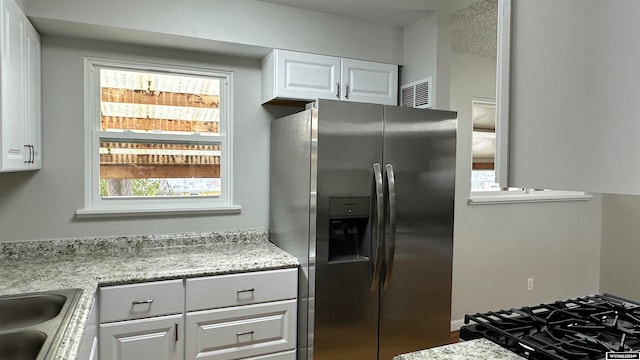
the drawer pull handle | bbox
[236,288,255,294]
[132,299,154,305]
[236,331,255,337]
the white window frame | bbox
[76,57,240,217]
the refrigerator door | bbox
[312,100,384,360]
[378,106,457,360]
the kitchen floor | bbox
[449,331,460,343]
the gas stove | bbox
[460,294,640,360]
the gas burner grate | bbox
[460,294,640,360]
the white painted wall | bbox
[0,36,293,242]
[24,0,404,64]
[448,50,603,325]
[600,194,640,301]
[401,12,450,109]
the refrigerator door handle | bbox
[370,163,385,292]
[383,163,397,290]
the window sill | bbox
[468,192,592,205]
[75,205,242,218]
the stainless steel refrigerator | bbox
[269,99,456,360]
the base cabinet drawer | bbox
[185,299,296,360]
[186,268,297,311]
[100,314,184,360]
[100,279,184,322]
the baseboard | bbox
[450,318,465,331]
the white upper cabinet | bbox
[497,0,640,195]
[262,49,398,105]
[0,0,41,172]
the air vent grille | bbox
[401,86,415,108]
[400,77,432,109]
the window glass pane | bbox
[100,69,220,136]
[99,141,221,197]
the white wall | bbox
[600,195,640,301]
[25,0,404,64]
[402,12,450,109]
[0,36,293,242]
[448,51,603,325]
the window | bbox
[469,97,590,204]
[77,58,239,217]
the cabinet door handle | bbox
[236,288,255,294]
[336,82,340,98]
[345,83,349,99]
[236,330,254,337]
[175,323,179,342]
[24,145,30,164]
[30,145,34,164]
[132,299,154,305]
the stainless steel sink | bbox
[0,294,67,331]
[0,331,47,360]
[0,289,81,360]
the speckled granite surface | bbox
[393,338,526,360]
[0,229,299,360]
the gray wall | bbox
[600,195,640,301]
[25,0,404,64]
[448,50,602,324]
[0,36,293,242]
[402,12,451,110]
[400,6,603,326]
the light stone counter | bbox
[393,338,526,360]
[0,229,299,360]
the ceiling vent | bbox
[400,77,432,109]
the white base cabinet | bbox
[262,49,398,106]
[100,314,184,360]
[0,0,41,172]
[98,268,298,360]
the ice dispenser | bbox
[328,197,371,263]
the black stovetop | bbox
[460,294,640,360]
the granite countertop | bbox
[393,338,526,360]
[0,229,299,360]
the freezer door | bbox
[312,100,384,360]
[378,106,457,360]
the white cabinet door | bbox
[267,49,340,103]
[100,314,183,360]
[185,300,296,360]
[500,0,640,194]
[341,58,398,106]
[24,20,41,169]
[0,0,27,171]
